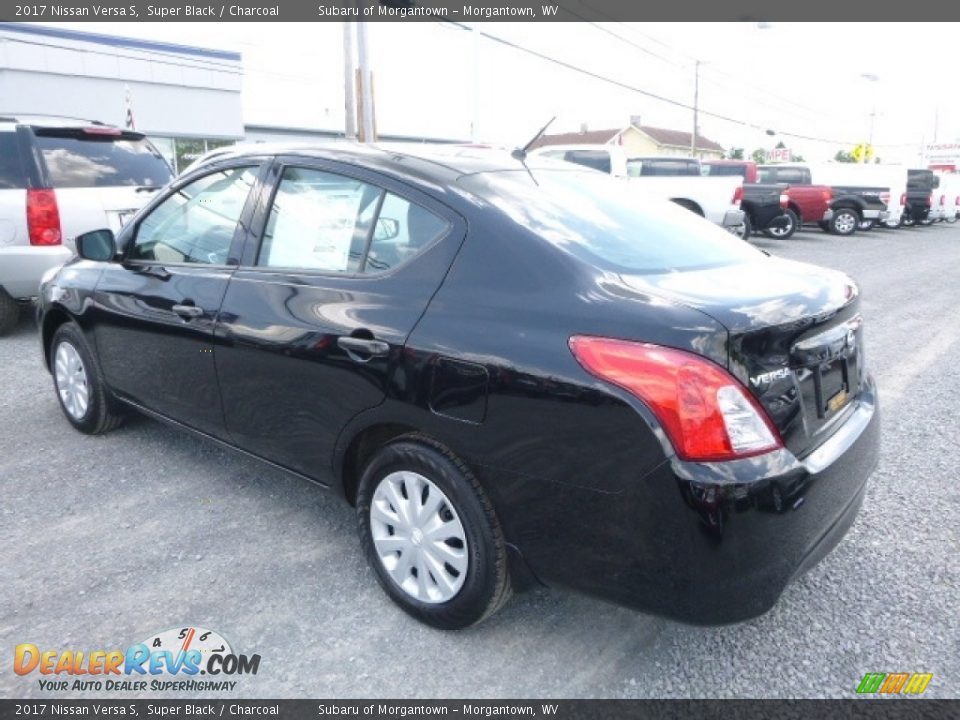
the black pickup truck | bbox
[902,169,938,226]
[701,161,791,239]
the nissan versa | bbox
[37,145,880,630]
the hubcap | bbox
[836,214,856,233]
[370,471,468,604]
[54,341,89,420]
[770,216,794,237]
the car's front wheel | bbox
[356,436,511,629]
[50,322,124,434]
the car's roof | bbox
[192,141,565,182]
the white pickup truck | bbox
[530,145,745,233]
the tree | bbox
[727,147,745,160]
[834,150,856,163]
[751,148,766,164]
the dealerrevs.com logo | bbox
[14,626,261,692]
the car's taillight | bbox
[880,191,890,205]
[940,194,946,206]
[732,185,743,206]
[821,189,832,203]
[26,189,62,246]
[779,193,789,209]
[928,193,934,206]
[568,337,782,462]
[900,192,907,206]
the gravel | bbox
[2,222,959,699]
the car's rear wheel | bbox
[356,436,511,629]
[50,323,124,434]
[830,208,859,236]
[763,209,798,240]
[901,213,915,227]
[0,289,19,336]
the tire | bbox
[763,209,798,240]
[858,219,877,231]
[901,213,915,227]
[735,213,752,240]
[50,322,124,435]
[0,289,19,337]
[356,436,512,630]
[830,208,859,236]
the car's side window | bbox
[128,166,257,265]
[257,167,382,273]
[257,166,449,275]
[362,191,449,274]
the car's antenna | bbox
[511,116,556,161]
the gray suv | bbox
[0,114,173,334]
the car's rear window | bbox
[461,170,762,274]
[703,164,746,178]
[626,159,700,177]
[0,131,25,190]
[32,130,172,188]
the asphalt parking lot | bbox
[2,222,959,700]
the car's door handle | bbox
[337,336,390,359]
[172,304,204,319]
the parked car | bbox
[758,164,890,235]
[701,160,794,239]
[37,145,879,630]
[902,169,937,227]
[936,174,960,223]
[0,114,173,335]
[530,145,746,235]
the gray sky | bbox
[40,21,958,162]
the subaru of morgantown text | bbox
[37,145,880,629]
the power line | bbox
[441,21,881,146]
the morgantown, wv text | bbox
[318,4,560,18]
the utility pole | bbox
[691,60,700,157]
[470,23,481,143]
[342,22,357,140]
[356,21,376,143]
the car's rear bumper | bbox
[516,375,880,625]
[721,209,746,228]
[0,245,73,300]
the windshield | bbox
[33,130,173,188]
[460,170,763,274]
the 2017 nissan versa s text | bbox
[37,145,880,630]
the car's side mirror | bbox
[374,217,400,241]
[75,229,117,262]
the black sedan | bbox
[38,145,879,629]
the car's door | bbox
[214,158,466,481]
[92,161,266,437]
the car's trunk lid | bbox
[620,258,865,459]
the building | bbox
[0,23,245,172]
[530,119,725,160]
[1,24,469,175]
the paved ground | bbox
[2,222,959,699]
